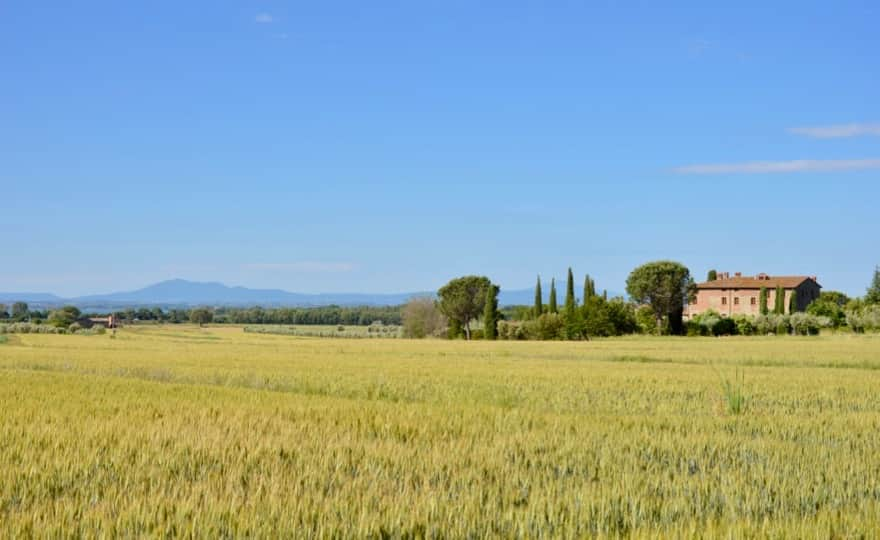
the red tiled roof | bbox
[697,275,819,290]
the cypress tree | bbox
[583,274,591,303]
[789,289,798,314]
[533,276,543,318]
[565,268,576,309]
[548,279,558,314]
[707,269,717,281]
[564,268,580,339]
[867,266,880,304]
[602,289,607,301]
[759,287,769,315]
[583,274,597,301]
[774,285,785,314]
[482,284,499,340]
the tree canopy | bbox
[866,266,880,304]
[437,275,492,340]
[625,261,694,334]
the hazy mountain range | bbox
[0,279,620,310]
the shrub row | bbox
[846,305,880,333]
[687,311,832,336]
[0,323,68,334]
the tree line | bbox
[403,262,880,339]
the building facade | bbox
[686,272,821,319]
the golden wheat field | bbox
[1,326,880,537]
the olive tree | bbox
[402,297,446,338]
[189,308,214,327]
[437,275,491,340]
[626,261,695,335]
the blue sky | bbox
[2,1,878,297]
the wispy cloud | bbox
[788,123,880,138]
[243,262,356,273]
[254,13,274,24]
[674,159,880,175]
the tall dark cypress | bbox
[583,274,590,303]
[759,287,769,315]
[774,285,785,315]
[482,284,499,340]
[707,269,717,281]
[788,289,798,314]
[565,268,576,309]
[533,276,543,318]
[548,278,558,314]
[564,268,579,339]
[583,274,596,301]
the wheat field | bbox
[1,326,880,537]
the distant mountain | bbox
[71,279,430,308]
[0,279,623,309]
[0,292,63,303]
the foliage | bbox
[437,276,492,340]
[0,303,7,320]
[533,276,543,318]
[625,261,694,334]
[845,304,880,333]
[707,269,717,281]
[603,298,639,335]
[635,305,658,335]
[583,274,597,301]
[759,287,769,315]
[11,301,29,321]
[789,312,830,336]
[521,312,564,340]
[402,297,446,338]
[789,289,798,313]
[189,308,214,327]
[244,324,402,338]
[732,315,756,336]
[482,285,500,340]
[866,266,880,304]
[496,320,527,340]
[806,291,848,328]
[562,268,581,339]
[547,279,558,314]
[48,305,81,328]
[0,322,67,334]
[773,285,785,315]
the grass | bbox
[715,367,748,415]
[1,326,880,536]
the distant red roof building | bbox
[687,272,821,318]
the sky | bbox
[2,1,878,298]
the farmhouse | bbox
[686,272,821,319]
[76,314,118,329]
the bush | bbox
[733,315,755,336]
[522,313,565,340]
[713,317,737,336]
[68,322,83,333]
[790,312,831,336]
[845,305,880,333]
[402,297,446,339]
[0,322,65,334]
[635,306,658,335]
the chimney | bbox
[811,275,817,282]
[734,272,742,277]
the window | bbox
[750,297,757,305]
[721,297,727,305]
[734,297,740,305]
